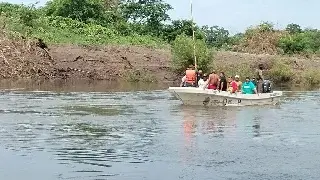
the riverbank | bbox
[1,35,320,87]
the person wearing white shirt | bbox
[198,73,208,89]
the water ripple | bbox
[0,90,319,180]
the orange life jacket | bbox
[185,70,196,84]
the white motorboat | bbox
[168,87,283,106]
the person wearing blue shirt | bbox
[242,77,258,94]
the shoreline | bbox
[0,79,318,93]
[1,40,320,87]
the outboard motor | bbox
[262,80,272,93]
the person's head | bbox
[203,73,208,81]
[220,72,225,77]
[188,64,194,70]
[258,63,263,70]
[235,75,240,81]
[211,70,216,74]
[245,77,250,82]
[227,76,232,83]
[198,70,203,74]
[252,77,256,81]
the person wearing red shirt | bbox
[228,76,238,93]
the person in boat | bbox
[256,64,264,93]
[242,77,258,94]
[228,76,238,93]
[219,72,228,91]
[198,73,208,89]
[203,70,219,90]
[180,65,197,87]
[235,75,242,92]
[180,75,187,87]
[196,70,203,87]
[251,77,257,87]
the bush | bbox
[124,69,156,82]
[211,62,255,82]
[171,34,213,72]
[277,34,306,54]
[286,23,302,34]
[278,30,320,55]
[44,0,106,24]
[268,59,294,83]
[232,22,285,55]
[303,69,320,86]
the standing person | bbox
[235,75,242,92]
[219,72,228,91]
[256,64,264,93]
[203,70,219,90]
[242,77,258,94]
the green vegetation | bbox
[2,1,320,55]
[268,59,294,84]
[125,69,157,83]
[0,1,320,85]
[171,34,213,72]
[303,69,320,86]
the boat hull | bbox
[168,87,282,107]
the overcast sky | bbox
[1,0,319,34]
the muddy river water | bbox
[0,80,319,180]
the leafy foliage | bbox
[286,23,302,34]
[278,30,320,55]
[202,25,230,48]
[163,20,204,42]
[268,59,294,83]
[44,0,106,23]
[171,34,213,72]
[303,69,320,86]
[2,1,320,60]
[119,0,172,36]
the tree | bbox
[119,0,172,36]
[286,23,302,34]
[163,20,204,42]
[171,34,213,72]
[44,0,106,23]
[257,22,274,32]
[201,25,230,48]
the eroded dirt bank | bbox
[0,36,177,82]
[1,36,319,85]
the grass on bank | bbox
[124,69,157,83]
[1,4,319,87]
[0,11,169,48]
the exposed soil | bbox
[1,35,319,85]
[0,35,177,82]
[48,45,177,82]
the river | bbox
[0,80,319,180]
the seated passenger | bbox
[242,77,258,94]
[180,75,187,87]
[219,72,228,91]
[251,77,257,87]
[196,70,203,87]
[198,73,208,89]
[180,65,196,87]
[227,76,238,93]
[235,75,242,92]
[185,65,197,87]
[204,70,219,90]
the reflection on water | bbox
[0,88,320,180]
[0,79,173,92]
